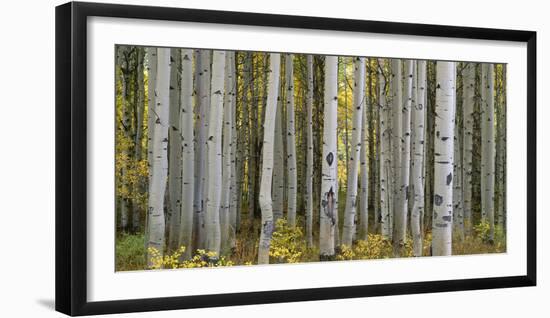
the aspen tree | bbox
[168,48,182,252]
[146,48,170,266]
[258,53,281,264]
[179,49,194,259]
[320,56,338,260]
[204,51,226,258]
[431,61,456,256]
[411,60,426,256]
[462,63,475,234]
[305,55,314,247]
[481,63,495,242]
[342,57,365,247]
[286,54,297,227]
[393,60,413,256]
[221,52,235,254]
[378,59,392,239]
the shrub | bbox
[148,247,234,270]
[269,218,306,263]
[115,232,146,271]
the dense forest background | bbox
[115,46,506,271]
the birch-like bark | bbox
[193,50,211,250]
[272,90,285,223]
[305,55,314,247]
[462,63,475,234]
[342,57,365,247]
[378,59,392,239]
[393,60,413,256]
[411,60,426,256]
[285,54,297,227]
[258,53,281,264]
[117,46,131,231]
[228,53,238,250]
[179,49,194,259]
[168,48,182,252]
[220,52,235,254]
[133,48,145,232]
[204,51,226,257]
[146,47,157,169]
[431,61,456,256]
[453,65,464,241]
[390,59,402,241]
[146,48,170,266]
[320,56,338,260]
[481,63,495,242]
[247,53,258,221]
[359,61,369,241]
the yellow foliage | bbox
[148,246,234,270]
[269,218,306,263]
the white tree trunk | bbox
[390,59,402,241]
[228,53,238,250]
[305,55,314,247]
[285,54,297,227]
[179,49,194,260]
[481,63,495,242]
[393,60,413,256]
[193,50,211,250]
[431,61,456,256]
[320,56,338,260]
[168,48,183,252]
[146,48,170,266]
[411,60,426,257]
[220,52,235,254]
[258,53,281,264]
[453,65,464,241]
[116,46,131,231]
[272,87,285,223]
[359,60,370,241]
[146,48,157,170]
[204,51,226,257]
[342,57,365,247]
[378,59,392,240]
[462,62,475,234]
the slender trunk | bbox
[258,53,281,264]
[285,54,297,227]
[193,50,211,250]
[411,60,426,256]
[431,61,456,256]
[393,60,413,256]
[179,49,194,259]
[228,53,238,250]
[133,48,145,233]
[117,46,131,231]
[305,55,314,247]
[146,48,170,266]
[204,51,226,257]
[481,63,495,242]
[168,48,182,252]
[453,64,464,241]
[320,56,338,260]
[378,59,391,239]
[342,57,365,247]
[272,81,285,223]
[220,52,235,254]
[390,59,402,242]
[462,62,475,234]
[359,61,369,241]
[248,53,258,222]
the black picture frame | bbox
[55,1,537,316]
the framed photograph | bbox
[55,1,536,316]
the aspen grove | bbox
[115,46,507,270]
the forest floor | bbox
[116,213,506,271]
